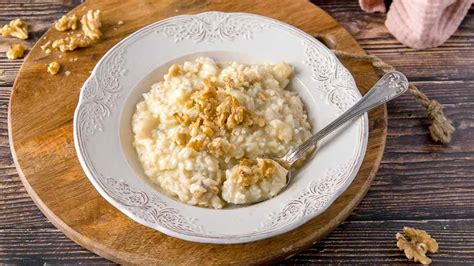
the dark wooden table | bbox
[1,0,473,264]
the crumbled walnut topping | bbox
[187,138,204,151]
[201,126,214,137]
[0,19,28,39]
[184,100,194,109]
[166,65,270,156]
[223,72,251,90]
[6,44,25,60]
[47,61,61,75]
[40,40,52,55]
[173,112,190,125]
[174,132,188,146]
[189,120,201,137]
[260,158,275,178]
[206,138,227,157]
[55,14,78,31]
[235,158,276,187]
[81,10,102,41]
[52,34,92,52]
[165,64,182,79]
[216,95,247,130]
[238,166,255,187]
[203,120,219,132]
[396,227,439,265]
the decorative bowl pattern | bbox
[74,12,368,244]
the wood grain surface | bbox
[7,0,386,264]
[0,0,473,264]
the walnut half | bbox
[55,14,78,31]
[52,35,92,52]
[6,44,25,60]
[81,10,102,41]
[0,19,28,39]
[396,226,439,265]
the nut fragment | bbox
[396,227,439,265]
[201,125,214,137]
[52,35,92,52]
[216,95,250,130]
[55,14,78,31]
[187,138,204,151]
[6,44,25,60]
[174,132,188,146]
[206,138,227,156]
[235,158,276,187]
[47,61,61,75]
[0,19,28,39]
[40,40,52,55]
[172,112,190,125]
[81,10,102,41]
[260,158,275,178]
[165,64,182,79]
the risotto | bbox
[132,57,312,208]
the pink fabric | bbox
[359,0,473,49]
[359,0,386,13]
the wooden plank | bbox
[0,0,473,264]
[313,1,474,81]
[288,219,474,264]
[7,0,386,264]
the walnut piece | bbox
[396,227,439,265]
[165,64,182,79]
[201,125,214,137]
[0,19,28,39]
[207,138,233,157]
[47,61,61,75]
[81,10,102,41]
[6,44,25,60]
[223,72,251,90]
[55,14,78,31]
[235,158,276,187]
[173,112,190,125]
[167,65,266,154]
[52,35,92,52]
[40,40,52,55]
[174,132,189,146]
[187,138,204,151]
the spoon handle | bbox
[281,71,409,167]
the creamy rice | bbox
[132,57,312,208]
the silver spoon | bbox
[271,71,409,186]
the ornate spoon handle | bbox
[280,71,409,167]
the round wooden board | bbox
[8,0,386,264]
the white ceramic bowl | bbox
[73,11,368,244]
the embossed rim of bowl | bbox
[73,11,368,244]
